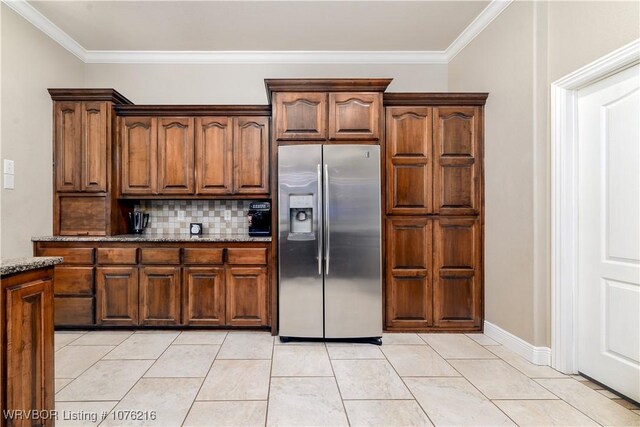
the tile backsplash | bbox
[134,200,257,235]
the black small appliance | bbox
[128,211,150,234]
[247,202,271,237]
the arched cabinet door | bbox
[120,116,157,195]
[329,92,381,140]
[158,117,195,195]
[433,107,482,215]
[195,117,232,195]
[274,92,327,141]
[233,117,269,195]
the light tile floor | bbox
[53,330,640,427]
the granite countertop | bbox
[31,233,272,243]
[1,257,63,276]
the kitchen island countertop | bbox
[1,257,63,276]
[32,234,272,243]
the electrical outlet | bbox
[3,159,14,175]
[177,211,186,221]
[224,210,232,221]
[4,174,15,189]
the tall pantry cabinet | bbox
[383,93,487,332]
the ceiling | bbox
[28,1,490,52]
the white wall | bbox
[449,0,639,347]
[84,63,447,104]
[1,4,85,258]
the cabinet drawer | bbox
[97,248,137,265]
[140,248,181,265]
[40,247,94,265]
[54,266,94,295]
[227,248,267,265]
[183,248,224,265]
[54,297,94,326]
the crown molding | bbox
[2,0,512,65]
[444,0,513,62]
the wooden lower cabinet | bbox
[139,267,181,326]
[96,266,138,326]
[183,267,225,326]
[226,267,268,327]
[2,267,55,427]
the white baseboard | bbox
[484,321,551,366]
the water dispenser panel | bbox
[289,194,314,237]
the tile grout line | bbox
[532,377,607,426]
[96,331,182,427]
[325,342,352,427]
[263,335,276,427]
[180,331,229,427]
[378,337,437,427]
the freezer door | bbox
[323,145,382,338]
[278,144,324,338]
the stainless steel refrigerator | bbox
[278,144,382,342]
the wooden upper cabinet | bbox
[121,116,157,195]
[233,117,269,194]
[434,107,481,215]
[433,217,482,328]
[195,117,233,195]
[329,92,381,140]
[55,102,82,192]
[96,266,138,326]
[81,102,109,192]
[386,107,433,215]
[274,92,327,140]
[157,117,195,195]
[385,217,432,329]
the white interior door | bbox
[577,63,640,401]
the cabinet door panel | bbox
[195,117,232,194]
[233,117,269,194]
[385,218,432,329]
[434,107,481,215]
[329,92,381,140]
[274,92,327,140]
[55,102,82,192]
[140,267,181,326]
[158,117,195,194]
[54,266,94,295]
[6,278,54,426]
[386,107,433,214]
[82,102,108,192]
[121,116,157,195]
[96,267,138,326]
[226,267,268,326]
[183,267,225,326]
[433,218,481,327]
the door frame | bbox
[551,39,639,373]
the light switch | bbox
[4,174,14,189]
[3,159,14,175]
[224,210,232,221]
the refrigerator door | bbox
[323,145,382,338]
[278,145,324,338]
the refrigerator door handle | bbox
[324,163,330,275]
[317,163,323,275]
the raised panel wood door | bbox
[158,117,195,194]
[433,217,482,328]
[226,267,268,326]
[329,92,381,140]
[434,107,481,215]
[121,116,157,195]
[233,117,269,194]
[55,101,82,192]
[386,107,433,214]
[195,117,232,195]
[96,267,138,326]
[6,278,54,427]
[183,267,225,326]
[81,102,109,192]
[385,218,432,329]
[274,92,327,140]
[140,266,181,326]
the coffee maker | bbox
[128,211,150,234]
[247,202,271,237]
